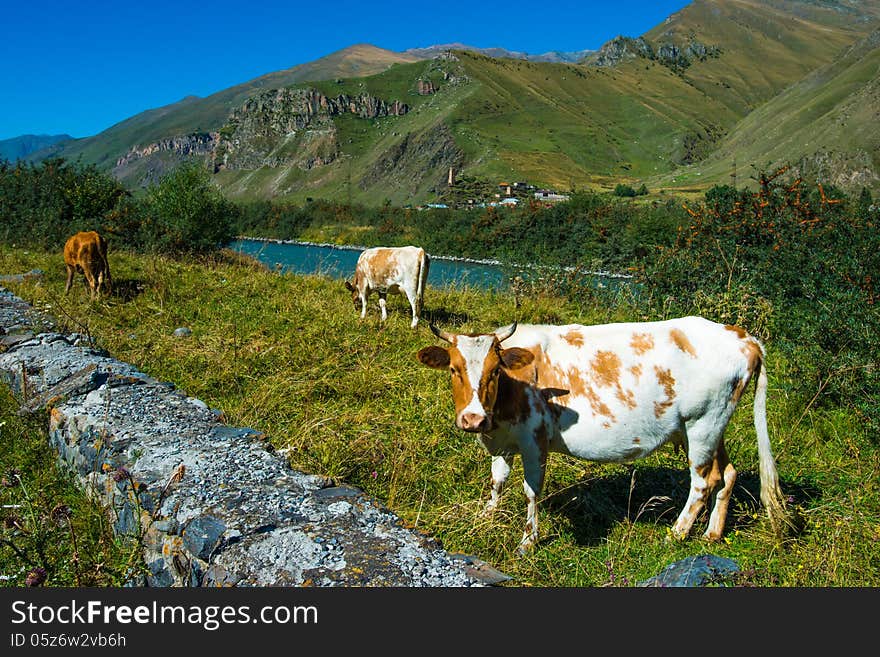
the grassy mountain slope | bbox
[643,0,880,115]
[654,27,880,191]
[201,0,880,203]
[26,1,880,203]
[29,45,421,169]
[213,52,740,204]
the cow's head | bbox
[417,322,534,433]
[344,279,359,309]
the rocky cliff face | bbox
[113,88,411,176]
[215,88,409,171]
[115,133,219,169]
[591,36,655,66]
[590,35,719,71]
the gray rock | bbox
[173,327,192,338]
[638,554,741,587]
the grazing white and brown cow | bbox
[64,230,112,300]
[417,316,789,553]
[345,246,430,328]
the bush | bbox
[139,163,236,255]
[0,158,128,250]
[638,177,880,435]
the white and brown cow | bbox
[345,246,430,328]
[417,316,789,553]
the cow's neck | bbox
[492,370,539,426]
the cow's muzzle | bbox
[457,412,492,433]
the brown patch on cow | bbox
[688,449,728,527]
[741,340,762,372]
[615,388,636,410]
[669,328,697,358]
[445,348,475,415]
[591,351,621,388]
[584,382,615,421]
[653,366,676,418]
[592,351,637,412]
[628,364,642,384]
[534,352,623,422]
[562,330,585,348]
[729,339,763,404]
[630,333,654,355]
[366,248,398,276]
[602,421,611,429]
[725,324,748,339]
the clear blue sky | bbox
[0,0,691,141]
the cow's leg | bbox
[517,432,547,553]
[84,269,98,300]
[672,418,727,540]
[405,289,419,328]
[378,292,387,322]
[65,265,75,294]
[359,292,368,320]
[704,440,737,541]
[481,455,512,516]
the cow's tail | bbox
[751,341,790,535]
[415,248,429,318]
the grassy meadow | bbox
[1,245,877,587]
[0,384,142,587]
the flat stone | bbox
[638,554,741,587]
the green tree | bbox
[140,163,235,254]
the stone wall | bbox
[0,287,505,587]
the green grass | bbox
[0,387,143,587]
[1,246,878,586]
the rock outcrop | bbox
[215,88,409,171]
[115,133,219,169]
[0,287,506,587]
[590,36,655,66]
[589,35,719,71]
[113,88,411,176]
[359,122,465,197]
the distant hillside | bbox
[0,134,72,162]
[653,26,880,192]
[403,43,594,63]
[25,0,880,204]
[212,0,880,203]
[29,45,422,173]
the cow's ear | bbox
[344,281,355,292]
[417,346,450,369]
[500,347,534,370]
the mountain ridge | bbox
[16,0,880,203]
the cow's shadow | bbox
[421,307,474,328]
[540,465,816,547]
[108,278,147,302]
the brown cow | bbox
[64,231,112,300]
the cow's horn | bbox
[430,323,454,343]
[495,322,517,342]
